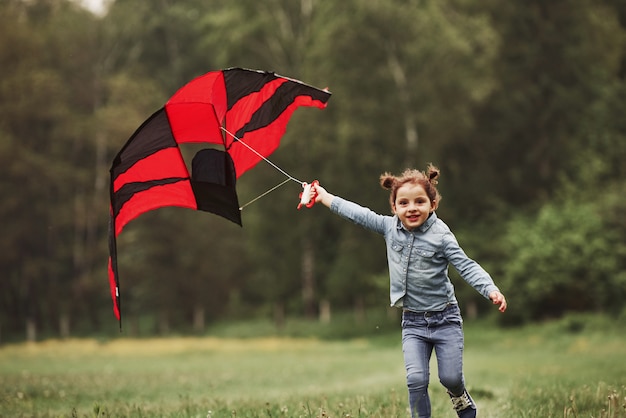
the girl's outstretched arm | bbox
[312,183,335,208]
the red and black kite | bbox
[108,68,331,325]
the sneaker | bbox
[448,390,476,418]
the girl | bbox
[310,164,506,418]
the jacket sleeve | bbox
[330,197,389,235]
[443,231,499,299]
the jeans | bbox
[401,304,466,418]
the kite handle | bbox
[297,180,319,209]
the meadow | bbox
[1,313,625,418]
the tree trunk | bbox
[273,302,285,330]
[193,305,205,332]
[354,296,365,325]
[464,300,478,320]
[59,313,70,339]
[301,240,316,319]
[386,47,419,162]
[26,318,37,342]
[319,299,331,323]
[158,311,170,335]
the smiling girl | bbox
[311,165,506,418]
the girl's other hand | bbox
[489,290,507,313]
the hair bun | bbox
[379,173,395,190]
[426,164,440,185]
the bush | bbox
[498,183,626,325]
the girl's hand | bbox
[312,183,334,208]
[489,290,507,313]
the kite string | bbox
[221,127,303,184]
[238,178,291,210]
[220,127,304,210]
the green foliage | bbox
[1,0,626,339]
[499,182,626,324]
[441,0,626,223]
[0,0,107,336]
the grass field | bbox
[1,314,625,417]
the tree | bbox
[0,0,107,338]
[442,0,626,221]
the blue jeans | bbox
[401,304,466,418]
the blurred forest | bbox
[1,0,625,341]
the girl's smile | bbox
[392,183,435,230]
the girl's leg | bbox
[432,305,477,417]
[402,313,433,418]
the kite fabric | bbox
[108,68,331,325]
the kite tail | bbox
[108,209,122,331]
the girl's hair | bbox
[379,164,442,211]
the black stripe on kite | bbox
[223,68,278,110]
[111,177,189,218]
[233,81,322,140]
[111,108,177,178]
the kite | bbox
[108,68,331,326]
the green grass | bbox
[1,314,625,417]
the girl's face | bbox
[392,183,435,230]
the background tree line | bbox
[1,0,625,341]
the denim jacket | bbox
[330,197,499,312]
